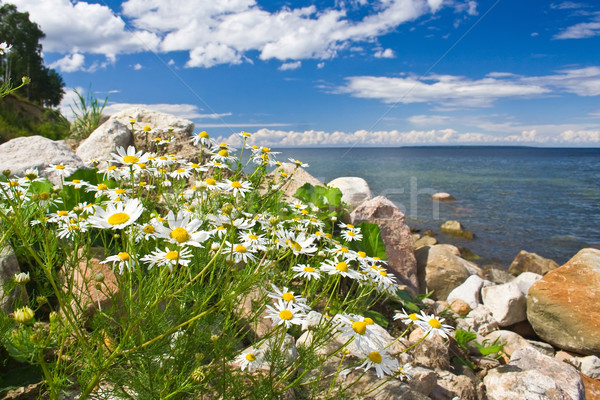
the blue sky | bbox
[7,0,600,146]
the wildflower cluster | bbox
[0,127,453,399]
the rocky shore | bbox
[1,108,599,399]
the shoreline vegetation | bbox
[0,108,598,399]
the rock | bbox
[110,107,201,161]
[414,235,437,250]
[415,245,482,301]
[440,220,474,239]
[432,192,455,202]
[63,248,119,321]
[430,368,482,400]
[511,271,542,296]
[327,177,372,210]
[409,328,450,370]
[576,355,600,379]
[232,334,298,373]
[482,282,527,327]
[456,305,499,337]
[0,246,27,312]
[407,366,438,396]
[508,250,559,276]
[350,196,418,291]
[527,248,600,355]
[234,287,272,339]
[484,330,553,357]
[581,373,600,399]
[447,275,488,310]
[484,347,585,400]
[76,119,133,164]
[337,367,430,400]
[271,162,323,200]
[0,136,85,184]
[483,265,515,285]
[449,299,472,317]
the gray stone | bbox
[0,246,27,312]
[270,162,323,201]
[407,366,438,396]
[447,275,487,310]
[414,235,437,250]
[456,305,499,337]
[409,328,450,370]
[76,119,133,164]
[482,282,527,327]
[508,250,559,276]
[511,271,542,296]
[576,355,600,379]
[328,177,372,210]
[430,368,483,400]
[0,136,85,184]
[351,196,418,291]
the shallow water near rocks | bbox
[273,146,600,267]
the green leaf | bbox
[349,222,387,260]
[454,328,477,349]
[474,337,506,357]
[363,310,388,328]
[294,183,342,210]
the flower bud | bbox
[13,272,30,284]
[14,306,34,324]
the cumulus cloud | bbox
[374,48,395,58]
[554,19,600,39]
[49,53,86,72]
[133,63,143,70]
[10,0,476,68]
[102,103,232,120]
[280,61,302,71]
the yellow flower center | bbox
[368,351,382,364]
[72,179,81,184]
[40,192,50,200]
[142,126,151,132]
[234,244,247,253]
[364,317,374,325]
[335,262,348,272]
[261,147,270,153]
[279,310,293,320]
[282,292,295,302]
[191,163,200,168]
[379,270,388,277]
[97,184,108,191]
[116,189,126,194]
[231,181,242,189]
[286,240,302,252]
[218,149,229,157]
[303,266,315,273]
[118,252,130,261]
[58,210,69,216]
[123,155,139,164]
[352,321,367,335]
[245,353,256,362]
[205,178,216,186]
[143,225,155,234]
[170,227,190,243]
[107,212,130,226]
[165,251,179,260]
[347,231,355,237]
[219,142,227,148]
[199,131,209,138]
[248,234,258,239]
[108,166,117,171]
[428,318,442,329]
[409,313,418,321]
[346,224,354,229]
[55,165,65,170]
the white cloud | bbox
[523,66,600,96]
[280,61,302,71]
[49,53,86,72]
[554,20,600,39]
[317,62,325,69]
[374,48,395,58]
[215,126,600,147]
[102,103,231,120]
[550,2,587,10]
[58,86,85,120]
[133,63,143,70]
[11,0,476,68]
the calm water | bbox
[272,146,600,267]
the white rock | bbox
[456,305,499,337]
[0,136,85,184]
[577,355,600,379]
[76,119,132,164]
[447,275,487,309]
[482,282,527,327]
[328,177,372,210]
[511,271,542,296]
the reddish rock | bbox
[527,248,600,355]
[350,196,418,291]
[508,250,559,276]
[581,373,600,399]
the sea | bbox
[271,146,600,267]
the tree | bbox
[0,3,65,107]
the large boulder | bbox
[327,177,372,210]
[76,119,133,164]
[110,107,201,161]
[416,245,482,300]
[270,162,323,200]
[484,347,585,400]
[350,196,417,291]
[508,250,559,276]
[0,136,85,183]
[527,248,600,355]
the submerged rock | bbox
[432,192,456,202]
[527,248,600,355]
[440,220,474,239]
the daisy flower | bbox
[222,241,257,264]
[170,166,192,180]
[341,228,363,242]
[190,131,213,147]
[393,309,420,326]
[291,264,321,281]
[265,299,307,329]
[416,312,454,339]
[277,230,318,256]
[111,146,149,166]
[0,42,12,55]
[320,259,362,281]
[334,314,383,353]
[153,210,210,248]
[239,231,267,251]
[87,199,144,230]
[140,247,192,272]
[235,348,263,372]
[101,252,135,274]
[218,179,252,198]
[288,158,308,168]
[45,163,76,178]
[86,183,111,198]
[356,347,399,379]
[266,284,310,310]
